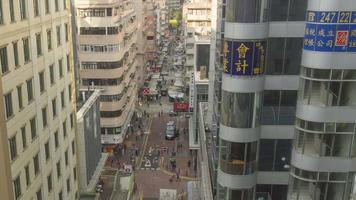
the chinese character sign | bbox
[304,11,356,52]
[222,40,266,76]
[223,41,232,74]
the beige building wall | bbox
[0,81,14,200]
[76,0,139,148]
[0,0,78,199]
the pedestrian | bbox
[176,168,181,182]
[188,160,191,168]
[135,149,138,157]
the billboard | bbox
[304,11,356,52]
[173,102,189,112]
[223,40,266,76]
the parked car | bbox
[165,121,176,140]
[169,110,178,116]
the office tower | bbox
[75,0,139,151]
[211,0,307,199]
[0,0,77,199]
[288,1,356,199]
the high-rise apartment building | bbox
[75,0,139,151]
[207,0,356,199]
[0,0,78,199]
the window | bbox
[47,29,52,50]
[36,188,42,200]
[63,0,66,9]
[56,26,61,46]
[64,24,69,42]
[68,84,72,101]
[39,71,45,92]
[56,161,61,178]
[226,0,263,23]
[52,98,57,117]
[66,54,70,71]
[47,174,52,192]
[221,91,262,128]
[13,176,21,199]
[25,164,30,186]
[61,90,65,108]
[107,27,119,35]
[49,64,55,84]
[262,90,297,125]
[42,107,47,128]
[33,0,39,17]
[30,117,37,140]
[13,42,19,67]
[107,8,112,16]
[66,178,71,192]
[36,33,42,56]
[58,58,63,77]
[21,126,27,149]
[62,120,67,138]
[70,112,74,128]
[266,38,303,75]
[73,167,77,181]
[258,139,292,171]
[0,0,3,24]
[44,141,50,160]
[9,135,17,160]
[58,191,63,200]
[23,37,30,62]
[9,0,15,22]
[26,78,34,102]
[80,27,107,35]
[17,85,23,109]
[64,150,68,166]
[71,140,75,155]
[55,0,59,11]
[0,46,8,74]
[54,131,59,148]
[269,0,307,21]
[219,140,257,175]
[45,0,50,14]
[19,0,27,19]
[33,153,40,175]
[4,92,13,119]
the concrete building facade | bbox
[0,0,78,199]
[76,90,106,195]
[75,0,139,150]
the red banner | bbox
[174,102,189,112]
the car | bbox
[169,110,178,116]
[165,121,176,140]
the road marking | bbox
[137,117,152,168]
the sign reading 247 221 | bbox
[222,40,266,76]
[304,11,356,52]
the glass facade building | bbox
[211,0,356,199]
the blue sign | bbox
[253,41,266,75]
[349,25,356,51]
[223,40,266,76]
[223,40,232,74]
[304,10,356,52]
